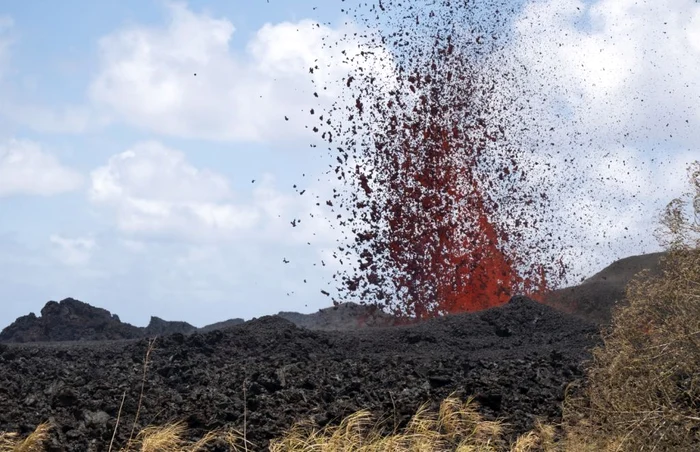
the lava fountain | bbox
[307,0,568,320]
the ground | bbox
[0,297,598,451]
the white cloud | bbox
[0,6,396,139]
[89,141,258,239]
[50,235,97,266]
[91,141,233,204]
[505,0,700,147]
[89,141,339,244]
[89,2,395,142]
[0,139,83,197]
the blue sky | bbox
[0,0,698,329]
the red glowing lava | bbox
[354,56,552,319]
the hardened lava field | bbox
[0,297,599,451]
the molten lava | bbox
[364,65,551,319]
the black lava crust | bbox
[0,296,599,451]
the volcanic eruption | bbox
[303,0,570,320]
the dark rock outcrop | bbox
[0,299,402,343]
[198,318,245,333]
[0,298,142,343]
[144,316,196,336]
[0,298,203,343]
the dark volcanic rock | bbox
[0,298,142,343]
[0,299,202,343]
[0,296,600,451]
[198,318,245,333]
[1,299,404,344]
[144,316,196,336]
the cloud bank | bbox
[89,2,391,142]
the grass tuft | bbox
[116,421,250,452]
[0,422,51,452]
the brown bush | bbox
[563,161,700,451]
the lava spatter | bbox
[305,0,569,320]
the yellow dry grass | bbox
[113,404,555,452]
[1,396,558,452]
[126,421,250,452]
[269,394,557,452]
[0,422,50,452]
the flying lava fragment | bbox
[304,0,570,320]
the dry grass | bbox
[122,336,158,451]
[125,421,251,452]
[509,421,556,452]
[654,160,700,251]
[269,394,557,452]
[0,422,51,452]
[0,396,557,451]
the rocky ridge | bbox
[1,252,668,344]
[0,298,406,343]
[542,251,667,324]
[0,298,238,343]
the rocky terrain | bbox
[0,298,239,343]
[0,296,599,451]
[1,251,665,344]
[275,301,406,330]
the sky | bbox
[0,0,698,329]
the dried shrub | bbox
[563,161,700,451]
[0,423,51,452]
